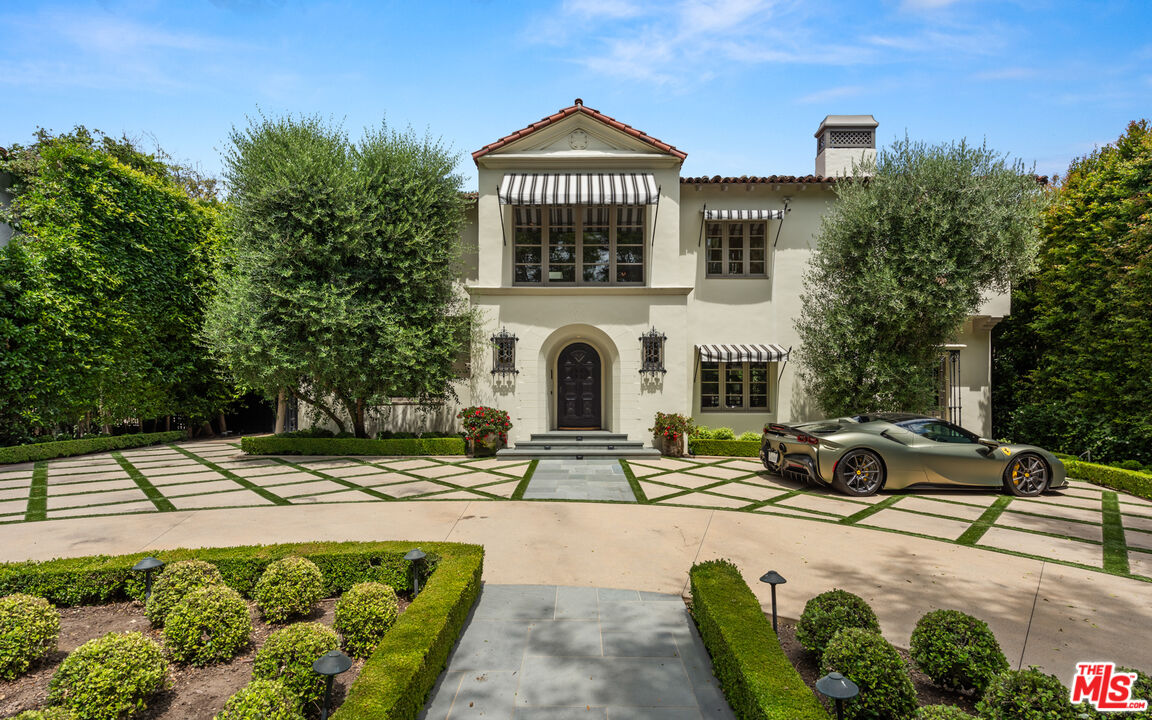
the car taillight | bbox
[796,434,820,446]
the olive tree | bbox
[204,114,471,437]
[795,137,1046,416]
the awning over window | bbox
[499,173,659,205]
[703,209,784,220]
[697,344,790,363]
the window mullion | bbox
[575,205,583,286]
[609,209,617,284]
[743,361,750,409]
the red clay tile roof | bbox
[472,99,687,163]
[681,175,837,185]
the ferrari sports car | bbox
[760,412,1067,497]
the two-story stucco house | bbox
[362,100,1009,456]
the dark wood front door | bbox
[557,343,601,429]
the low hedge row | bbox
[689,559,829,720]
[0,431,187,465]
[1064,459,1152,501]
[241,436,466,457]
[688,439,761,458]
[334,542,483,719]
[0,541,431,607]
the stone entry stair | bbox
[496,430,661,460]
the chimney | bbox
[814,115,878,177]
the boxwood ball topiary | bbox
[163,584,252,666]
[911,609,1010,693]
[820,627,918,720]
[48,631,168,720]
[975,668,1077,720]
[796,589,881,655]
[253,556,325,624]
[252,622,340,710]
[0,593,61,679]
[335,582,400,657]
[916,706,976,719]
[215,679,305,720]
[145,559,224,627]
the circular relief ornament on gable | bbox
[568,129,589,150]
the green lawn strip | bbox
[510,459,539,500]
[957,495,1013,545]
[24,462,48,522]
[169,445,290,506]
[109,452,176,512]
[263,457,400,501]
[840,494,904,524]
[1101,491,1130,575]
[265,456,516,501]
[619,459,648,503]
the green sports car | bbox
[760,412,1068,497]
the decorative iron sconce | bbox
[491,327,519,375]
[639,328,667,374]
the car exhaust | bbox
[781,455,819,485]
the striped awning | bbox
[703,209,784,220]
[697,344,790,363]
[499,173,659,205]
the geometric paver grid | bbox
[418,584,734,720]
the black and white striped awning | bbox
[703,209,784,220]
[697,344,790,363]
[498,173,659,205]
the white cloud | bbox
[795,84,868,105]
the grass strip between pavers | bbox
[168,444,290,506]
[957,495,1012,545]
[839,494,903,524]
[1101,491,1130,575]
[620,460,649,503]
[112,451,176,512]
[690,559,830,720]
[510,459,538,500]
[24,462,48,522]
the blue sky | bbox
[2,0,1149,186]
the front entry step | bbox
[496,430,661,460]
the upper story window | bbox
[705,221,768,277]
[514,205,645,285]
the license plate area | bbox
[767,450,779,464]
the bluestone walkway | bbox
[523,459,636,501]
[420,584,733,720]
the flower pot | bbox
[470,432,504,457]
[661,435,684,457]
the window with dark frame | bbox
[704,220,768,277]
[514,204,645,285]
[491,328,518,375]
[639,329,666,374]
[700,361,770,411]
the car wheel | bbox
[1004,453,1049,497]
[833,449,885,496]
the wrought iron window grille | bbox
[491,327,519,375]
[639,328,667,374]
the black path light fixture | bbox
[404,548,427,596]
[759,570,786,633]
[131,556,164,600]
[816,671,859,720]
[313,648,353,720]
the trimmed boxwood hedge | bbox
[688,439,761,458]
[1064,460,1152,502]
[689,559,829,720]
[0,431,186,465]
[241,436,466,457]
[0,541,482,720]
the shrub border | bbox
[241,436,466,457]
[0,431,187,465]
[689,439,761,458]
[0,540,483,720]
[1064,459,1152,502]
[690,559,829,720]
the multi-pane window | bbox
[704,221,768,277]
[514,205,645,284]
[700,361,770,411]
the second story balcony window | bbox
[514,205,645,285]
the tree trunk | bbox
[353,398,367,438]
[218,413,228,434]
[200,421,215,438]
[274,389,287,434]
[291,388,346,434]
[165,415,171,431]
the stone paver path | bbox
[523,459,635,501]
[419,584,733,720]
[4,439,1151,583]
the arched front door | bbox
[557,342,601,429]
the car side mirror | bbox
[977,438,999,455]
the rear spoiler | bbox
[764,423,821,446]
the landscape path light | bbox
[405,548,427,596]
[131,557,164,601]
[312,648,353,720]
[759,570,786,633]
[816,671,859,720]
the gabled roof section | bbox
[472,99,687,163]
